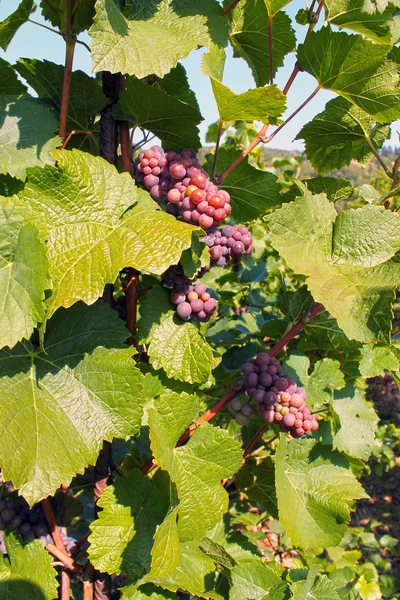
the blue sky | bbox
[1,1,399,151]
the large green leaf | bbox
[88,470,170,578]
[117,76,202,150]
[15,59,106,147]
[275,435,367,549]
[326,0,400,44]
[0,0,34,51]
[0,302,145,504]
[359,342,399,377]
[89,0,227,78]
[18,150,198,318]
[332,386,379,459]
[0,532,58,600]
[291,566,341,600]
[228,0,296,85]
[138,286,217,385]
[156,64,200,112]
[0,58,26,96]
[0,195,50,349]
[147,392,243,541]
[282,353,346,409]
[0,96,60,181]
[204,148,281,222]
[296,97,390,173]
[297,28,400,122]
[268,194,400,343]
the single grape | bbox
[171,291,186,305]
[241,404,254,417]
[191,299,204,313]
[235,412,250,426]
[283,413,296,427]
[204,298,217,314]
[177,302,192,319]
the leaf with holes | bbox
[0,302,145,504]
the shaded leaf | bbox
[291,565,341,599]
[0,58,26,96]
[229,557,285,600]
[0,0,34,51]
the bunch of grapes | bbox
[135,146,231,230]
[240,353,319,437]
[228,397,255,426]
[170,282,217,322]
[161,264,189,290]
[202,225,253,266]
[0,498,75,554]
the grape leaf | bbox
[355,575,382,600]
[147,392,243,541]
[227,0,296,85]
[120,583,176,600]
[88,470,170,578]
[282,353,346,409]
[296,97,390,173]
[117,76,202,151]
[297,28,400,122]
[0,195,50,350]
[18,150,199,319]
[202,48,286,124]
[359,343,399,377]
[0,532,58,600]
[155,64,200,112]
[204,148,281,222]
[40,0,96,34]
[268,194,400,343]
[0,0,34,51]
[291,565,341,600]
[326,0,400,44]
[0,302,146,504]
[146,539,223,600]
[147,508,181,579]
[305,177,354,202]
[275,435,367,549]
[89,0,227,78]
[15,59,107,144]
[0,58,26,96]
[332,386,379,459]
[138,286,217,385]
[229,557,285,600]
[0,175,24,198]
[0,96,60,181]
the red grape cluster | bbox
[0,498,75,554]
[202,225,253,266]
[171,282,217,322]
[135,146,231,230]
[161,264,188,290]
[240,353,319,437]
[228,397,255,426]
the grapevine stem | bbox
[268,14,274,85]
[365,135,393,179]
[83,564,94,600]
[264,86,320,145]
[218,124,268,184]
[282,62,300,95]
[41,498,66,554]
[212,120,224,179]
[268,302,324,357]
[61,571,71,600]
[46,542,80,573]
[384,154,400,209]
[222,0,242,16]
[125,270,139,345]
[58,0,76,141]
[120,120,132,173]
[60,129,97,150]
[28,19,62,36]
